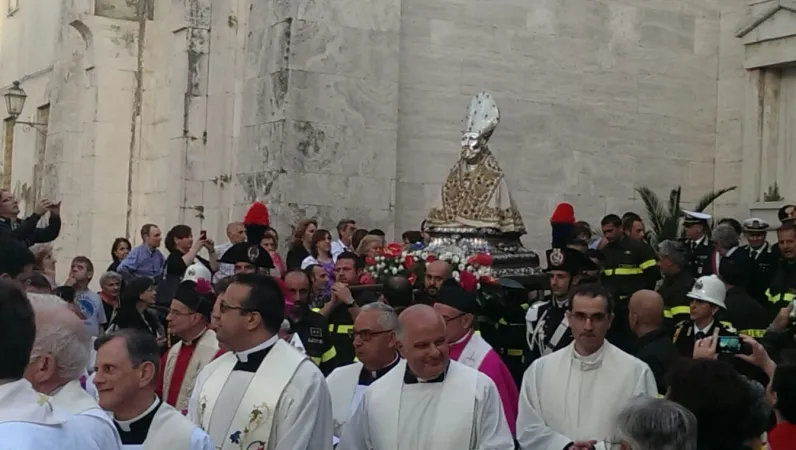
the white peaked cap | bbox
[686,275,726,309]
[183,263,212,283]
[682,210,712,221]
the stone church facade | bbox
[0,0,793,270]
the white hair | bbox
[614,396,698,450]
[29,301,91,382]
[361,302,400,337]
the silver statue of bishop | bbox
[427,92,525,234]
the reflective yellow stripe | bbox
[639,259,657,270]
[663,310,673,319]
[506,348,523,357]
[766,288,796,304]
[521,303,529,311]
[329,324,353,334]
[656,394,664,399]
[311,356,321,365]
[475,330,481,336]
[321,346,337,362]
[602,267,643,276]
[311,307,321,313]
[740,329,766,338]
[670,306,690,316]
[720,321,733,329]
[498,318,508,325]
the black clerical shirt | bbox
[358,355,401,386]
[114,398,162,445]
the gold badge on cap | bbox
[550,248,565,266]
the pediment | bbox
[737,0,796,44]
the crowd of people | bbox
[0,185,795,450]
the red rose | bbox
[425,254,438,262]
[468,253,494,267]
[365,256,377,266]
[459,270,478,293]
[479,275,498,285]
[360,272,376,285]
[384,243,403,257]
[403,255,416,270]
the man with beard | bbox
[283,269,337,375]
[422,260,453,304]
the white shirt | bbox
[692,321,714,337]
[50,380,121,450]
[331,239,351,259]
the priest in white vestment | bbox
[24,299,122,449]
[94,329,214,450]
[0,280,97,450]
[157,276,222,414]
[327,302,401,440]
[516,284,657,450]
[188,273,333,449]
[339,304,514,450]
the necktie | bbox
[695,331,706,340]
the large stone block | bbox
[240,71,291,127]
[639,8,696,52]
[298,0,400,32]
[398,43,463,93]
[290,20,399,81]
[246,19,291,80]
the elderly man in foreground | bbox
[610,396,698,450]
[23,295,121,449]
[339,304,514,449]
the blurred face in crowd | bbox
[0,189,19,218]
[627,220,645,241]
[175,232,193,253]
[138,284,157,307]
[144,226,162,248]
[424,261,450,298]
[166,299,203,337]
[567,294,613,355]
[745,231,766,250]
[284,271,310,307]
[689,298,716,324]
[685,223,704,241]
[234,262,257,275]
[310,266,329,294]
[70,261,93,283]
[261,236,277,252]
[101,277,122,298]
[94,337,157,416]
[335,258,360,285]
[548,270,574,298]
[352,309,396,370]
[397,309,449,380]
[363,240,383,259]
[433,302,472,343]
[777,229,796,259]
[227,223,245,244]
[303,223,317,245]
[601,223,623,243]
[317,233,332,255]
[340,222,357,244]
[113,241,131,261]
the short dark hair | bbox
[165,224,192,253]
[337,251,364,270]
[573,221,592,239]
[310,229,332,258]
[772,364,796,423]
[228,273,285,333]
[95,329,161,379]
[0,237,35,279]
[601,214,622,228]
[71,256,94,273]
[368,229,386,237]
[336,219,356,235]
[0,280,36,379]
[25,272,53,291]
[567,283,614,315]
[622,216,642,231]
[667,359,753,449]
[382,275,413,310]
[401,230,423,243]
[140,223,158,239]
[622,211,641,222]
[351,229,369,250]
[778,221,796,235]
[718,218,743,236]
[284,268,310,285]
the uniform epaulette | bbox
[674,320,688,328]
[721,323,737,334]
[525,300,549,322]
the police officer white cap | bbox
[742,218,770,233]
[183,263,212,283]
[682,210,712,225]
[686,275,726,309]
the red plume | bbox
[244,202,270,226]
[550,202,575,224]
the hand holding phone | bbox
[717,336,752,355]
[200,230,207,241]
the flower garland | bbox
[364,243,498,292]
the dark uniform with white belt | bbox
[525,247,587,364]
[681,210,715,278]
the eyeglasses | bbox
[570,311,608,323]
[218,300,255,314]
[348,329,393,342]
[443,312,467,323]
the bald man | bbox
[339,305,514,449]
[423,260,452,302]
[628,290,681,395]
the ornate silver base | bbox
[425,226,542,277]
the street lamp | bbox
[2,80,47,189]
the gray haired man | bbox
[609,396,697,450]
[24,298,122,450]
[656,240,695,326]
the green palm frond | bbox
[636,186,679,244]
[693,186,737,213]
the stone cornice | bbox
[736,0,796,37]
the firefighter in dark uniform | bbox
[741,218,778,304]
[283,268,337,375]
[600,214,660,352]
[764,222,796,315]
[717,257,771,339]
[317,251,378,365]
[673,275,767,383]
[486,277,534,387]
[681,210,714,278]
[525,246,587,364]
[656,240,695,328]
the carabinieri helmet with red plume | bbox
[218,202,275,271]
